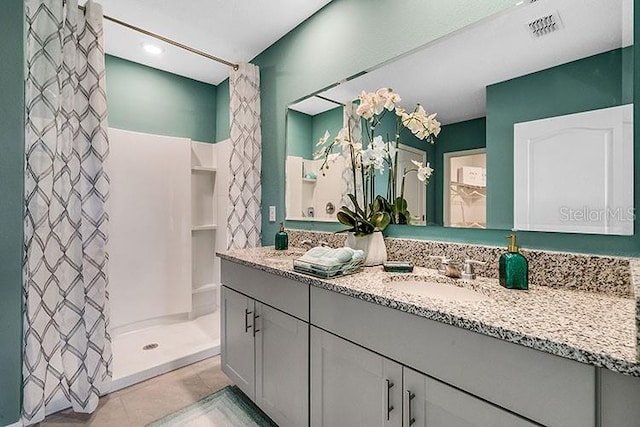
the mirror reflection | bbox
[285,0,633,234]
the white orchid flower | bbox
[313,146,327,160]
[417,162,434,182]
[316,130,330,147]
[375,87,401,111]
[361,136,388,173]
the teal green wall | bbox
[251,0,518,236]
[216,79,230,142]
[487,47,631,230]
[286,106,342,160]
[287,110,313,158]
[312,106,343,148]
[0,0,24,423]
[433,117,487,225]
[106,55,218,142]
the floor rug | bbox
[147,385,278,426]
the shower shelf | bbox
[191,166,217,173]
[192,224,217,231]
[192,283,219,294]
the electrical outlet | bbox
[269,206,276,222]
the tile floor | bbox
[36,356,232,427]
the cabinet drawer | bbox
[221,259,309,321]
[311,286,595,427]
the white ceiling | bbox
[291,0,632,125]
[97,0,333,85]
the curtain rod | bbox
[78,4,239,71]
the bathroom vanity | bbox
[219,241,640,427]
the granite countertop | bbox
[218,246,639,377]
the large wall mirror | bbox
[285,0,633,235]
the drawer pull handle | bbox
[244,309,252,333]
[386,379,394,420]
[408,390,416,426]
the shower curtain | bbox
[22,0,111,424]
[228,63,262,249]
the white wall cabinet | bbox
[310,327,402,427]
[221,285,308,427]
[514,104,633,235]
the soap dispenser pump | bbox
[499,234,528,290]
[275,222,288,250]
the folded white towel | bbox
[298,246,364,267]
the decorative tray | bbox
[293,257,364,278]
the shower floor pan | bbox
[109,311,221,393]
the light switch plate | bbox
[269,206,276,222]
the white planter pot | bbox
[345,231,387,266]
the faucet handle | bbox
[428,255,447,274]
[318,240,330,247]
[462,259,487,280]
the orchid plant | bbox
[315,87,441,233]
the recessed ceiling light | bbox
[142,43,163,55]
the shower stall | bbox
[107,128,229,391]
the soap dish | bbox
[383,261,414,273]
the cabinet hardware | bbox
[253,313,261,336]
[244,309,253,333]
[408,390,416,426]
[386,379,394,420]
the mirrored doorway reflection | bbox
[444,149,486,228]
[397,144,427,225]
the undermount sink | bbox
[387,278,491,303]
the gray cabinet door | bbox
[221,286,255,399]
[310,327,402,427]
[403,367,537,427]
[255,302,309,427]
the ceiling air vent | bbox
[527,11,563,38]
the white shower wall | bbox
[108,128,192,332]
[106,128,229,391]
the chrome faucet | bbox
[462,259,487,280]
[301,239,314,249]
[429,256,462,278]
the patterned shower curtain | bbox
[341,101,364,210]
[22,0,111,424]
[227,63,262,249]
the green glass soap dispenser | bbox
[275,222,288,250]
[499,234,528,290]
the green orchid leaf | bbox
[394,197,408,211]
[347,194,365,217]
[371,211,390,231]
[337,211,356,227]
